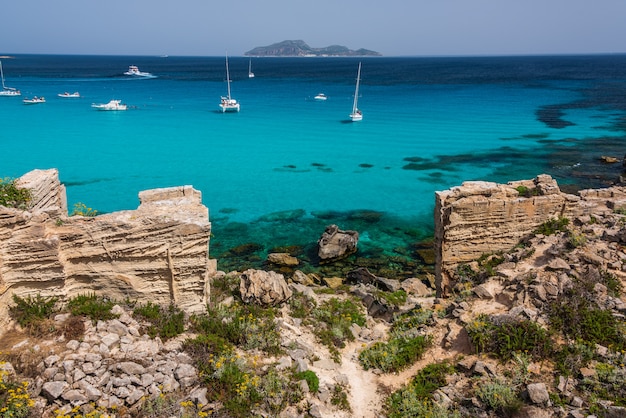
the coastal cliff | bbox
[0,169,214,329]
[1,170,625,417]
[434,174,626,296]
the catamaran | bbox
[219,54,240,112]
[0,61,21,96]
[349,62,363,122]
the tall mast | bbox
[352,62,361,114]
[225,53,232,100]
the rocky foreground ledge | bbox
[1,169,626,417]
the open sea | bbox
[2,54,626,271]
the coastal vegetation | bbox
[0,177,31,209]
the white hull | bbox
[220,103,241,112]
[349,112,363,122]
[92,99,127,111]
[58,92,80,98]
[23,97,45,104]
[0,89,21,96]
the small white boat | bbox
[349,62,363,122]
[23,96,45,104]
[248,58,255,78]
[314,93,327,101]
[219,54,240,113]
[0,60,20,96]
[124,65,155,78]
[58,92,80,98]
[91,99,127,111]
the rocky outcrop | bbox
[239,269,292,306]
[5,305,203,416]
[317,224,359,262]
[0,169,214,330]
[434,174,626,296]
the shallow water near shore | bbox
[2,54,626,272]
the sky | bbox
[2,0,626,57]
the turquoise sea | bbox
[2,54,626,271]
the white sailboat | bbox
[248,58,255,78]
[0,61,21,96]
[219,53,240,112]
[349,62,363,122]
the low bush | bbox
[9,294,58,329]
[359,335,432,373]
[476,379,523,416]
[133,302,185,341]
[67,293,118,323]
[0,177,32,210]
[466,314,553,361]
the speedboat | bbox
[91,99,127,111]
[314,93,327,101]
[23,96,45,104]
[58,92,80,98]
[124,65,154,77]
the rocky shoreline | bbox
[1,169,626,417]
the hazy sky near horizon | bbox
[2,0,625,57]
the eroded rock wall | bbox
[434,174,626,296]
[0,169,214,330]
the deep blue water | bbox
[2,54,626,269]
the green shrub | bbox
[306,297,366,361]
[534,216,569,235]
[294,370,319,393]
[386,362,460,418]
[67,293,117,323]
[0,177,31,210]
[133,302,185,341]
[476,379,522,416]
[189,303,282,354]
[359,335,432,373]
[466,315,553,361]
[9,294,58,328]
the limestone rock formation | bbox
[317,224,359,262]
[434,174,626,296]
[0,169,214,330]
[239,268,292,305]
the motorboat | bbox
[124,65,155,78]
[314,93,327,101]
[349,62,363,122]
[58,92,80,98]
[23,96,45,104]
[219,54,240,112]
[0,60,20,96]
[91,99,127,111]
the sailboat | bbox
[0,61,21,96]
[219,53,240,112]
[248,58,255,78]
[349,62,362,121]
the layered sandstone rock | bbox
[434,174,626,296]
[0,169,214,331]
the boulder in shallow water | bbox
[317,224,359,262]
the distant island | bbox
[245,40,381,57]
